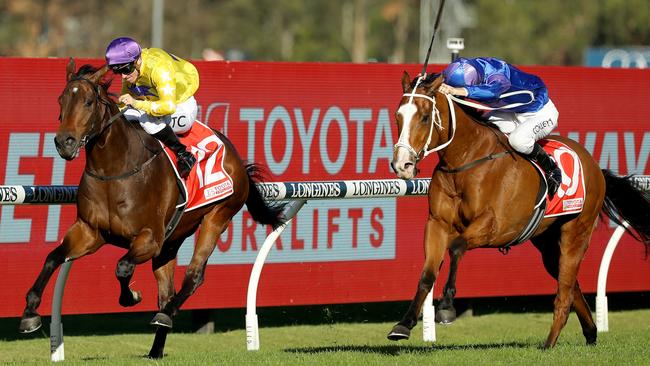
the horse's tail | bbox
[600,169,650,255]
[244,163,287,229]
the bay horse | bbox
[389,71,650,348]
[18,59,286,359]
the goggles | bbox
[110,62,137,75]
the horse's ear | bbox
[66,58,76,81]
[89,65,109,84]
[425,75,444,94]
[401,71,411,92]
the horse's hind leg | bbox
[388,218,450,341]
[20,220,103,333]
[151,206,239,328]
[531,224,596,348]
[436,244,466,324]
[116,228,160,307]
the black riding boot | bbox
[152,125,196,178]
[528,143,562,197]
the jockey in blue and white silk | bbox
[440,57,562,196]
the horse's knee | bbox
[115,260,136,278]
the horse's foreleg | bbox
[148,253,177,359]
[436,242,466,324]
[152,209,236,329]
[20,221,102,333]
[388,218,449,341]
[116,228,159,307]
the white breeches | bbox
[123,96,197,135]
[487,99,559,154]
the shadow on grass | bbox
[285,341,534,355]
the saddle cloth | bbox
[161,121,234,212]
[539,139,585,218]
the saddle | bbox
[500,139,586,253]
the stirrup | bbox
[546,168,562,197]
[176,151,196,178]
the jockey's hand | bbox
[439,83,468,97]
[118,94,136,106]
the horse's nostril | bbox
[64,136,76,148]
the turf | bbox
[1,309,648,365]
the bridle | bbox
[61,75,162,180]
[394,76,534,163]
[63,76,126,148]
[393,76,457,162]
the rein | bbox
[395,87,514,173]
[66,76,163,181]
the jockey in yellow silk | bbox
[105,37,198,178]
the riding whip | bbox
[420,0,446,77]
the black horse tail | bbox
[600,170,650,255]
[244,163,287,229]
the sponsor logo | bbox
[204,181,233,199]
[288,182,342,198]
[562,198,584,211]
[0,186,18,203]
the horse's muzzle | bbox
[392,147,418,180]
[53,134,81,160]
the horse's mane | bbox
[409,72,440,89]
[75,64,113,91]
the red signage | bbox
[0,58,648,318]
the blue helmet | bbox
[105,37,142,66]
[442,59,479,87]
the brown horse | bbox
[389,72,650,348]
[18,59,285,358]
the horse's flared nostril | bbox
[64,136,76,148]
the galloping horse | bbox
[19,59,286,358]
[389,72,650,348]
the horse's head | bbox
[54,58,111,160]
[392,71,445,179]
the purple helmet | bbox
[105,37,142,65]
[442,59,479,87]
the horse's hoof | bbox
[150,313,173,328]
[435,308,457,324]
[119,290,142,307]
[387,324,411,341]
[19,315,42,333]
[146,350,164,359]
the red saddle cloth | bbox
[161,121,234,212]
[540,139,586,218]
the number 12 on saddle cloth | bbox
[161,121,234,211]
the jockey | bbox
[438,57,563,197]
[105,37,198,178]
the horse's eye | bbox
[421,114,429,123]
[85,99,93,107]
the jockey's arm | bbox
[465,73,511,101]
[132,63,178,117]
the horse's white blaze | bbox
[396,103,417,157]
[394,103,417,178]
[397,103,416,142]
